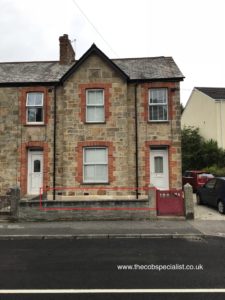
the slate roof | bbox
[0,61,73,84]
[196,87,225,100]
[0,45,184,85]
[113,57,184,80]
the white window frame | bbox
[86,89,105,123]
[26,92,44,124]
[148,88,168,122]
[83,147,108,183]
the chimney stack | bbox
[59,34,75,65]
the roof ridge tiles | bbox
[0,60,61,64]
[112,56,169,60]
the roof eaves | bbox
[0,81,59,87]
[195,87,225,100]
[129,77,184,83]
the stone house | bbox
[0,34,184,200]
[181,87,225,149]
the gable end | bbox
[60,44,129,84]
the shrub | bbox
[182,126,225,172]
[204,166,225,177]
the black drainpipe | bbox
[134,84,139,199]
[53,85,57,200]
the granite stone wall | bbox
[0,88,20,194]
[0,52,182,201]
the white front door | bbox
[27,150,43,195]
[150,148,169,190]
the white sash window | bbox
[26,92,44,124]
[149,88,168,121]
[86,89,105,123]
[83,147,108,183]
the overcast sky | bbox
[1,0,225,104]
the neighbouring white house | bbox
[181,87,225,149]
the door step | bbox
[20,195,40,201]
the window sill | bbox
[85,122,106,125]
[81,182,110,185]
[148,120,170,124]
[24,124,46,127]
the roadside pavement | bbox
[0,195,224,240]
[0,219,224,239]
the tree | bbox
[181,126,204,171]
[181,126,225,172]
[201,139,225,168]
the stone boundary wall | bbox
[19,198,155,221]
[0,187,19,221]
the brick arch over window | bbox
[79,83,112,123]
[19,141,49,195]
[76,141,115,184]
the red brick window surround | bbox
[19,141,49,195]
[19,87,49,125]
[141,82,176,122]
[79,83,112,123]
[76,141,115,184]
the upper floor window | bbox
[83,147,108,183]
[149,88,168,122]
[26,92,44,124]
[86,89,105,123]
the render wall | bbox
[181,89,217,142]
[215,100,225,149]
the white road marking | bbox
[0,289,224,294]
[7,225,24,229]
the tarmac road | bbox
[0,237,224,299]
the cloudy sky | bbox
[1,0,225,104]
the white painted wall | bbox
[181,89,225,149]
[216,100,225,149]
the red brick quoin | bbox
[79,83,112,123]
[76,141,115,184]
[18,141,49,195]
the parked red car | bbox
[182,170,214,192]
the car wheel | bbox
[217,200,225,214]
[196,194,202,205]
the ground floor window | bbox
[83,147,108,183]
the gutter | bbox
[129,77,184,84]
[0,81,59,88]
